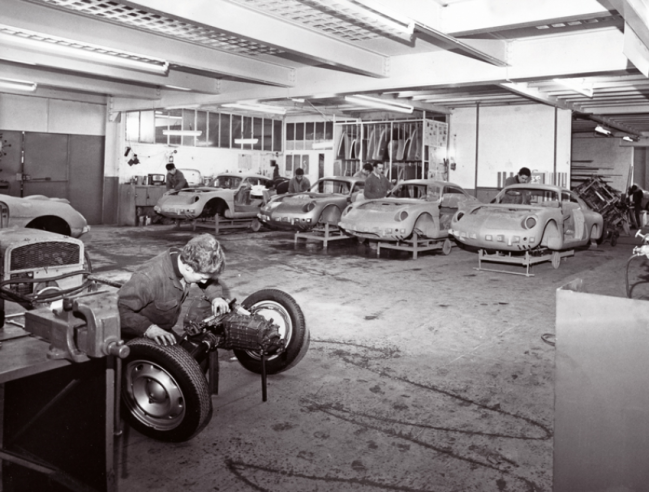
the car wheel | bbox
[250,218,262,232]
[442,238,452,255]
[551,251,561,269]
[596,221,608,245]
[122,338,213,442]
[234,289,309,375]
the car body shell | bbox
[338,179,478,242]
[154,172,276,220]
[0,194,89,238]
[258,176,365,231]
[449,183,604,252]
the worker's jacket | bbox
[117,249,222,338]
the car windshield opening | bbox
[391,184,441,201]
[500,188,559,205]
[214,176,241,189]
[312,180,350,194]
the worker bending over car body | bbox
[118,234,229,346]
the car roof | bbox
[316,176,364,183]
[216,172,269,179]
[502,183,566,193]
[394,178,465,189]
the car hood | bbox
[458,204,553,229]
[268,193,344,209]
[342,198,433,224]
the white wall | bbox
[0,94,106,135]
[448,104,572,190]
[572,135,633,192]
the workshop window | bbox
[126,109,282,152]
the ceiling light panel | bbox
[24,0,285,56]
[0,23,168,72]
[231,0,389,41]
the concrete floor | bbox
[78,223,639,492]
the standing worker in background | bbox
[628,183,645,229]
[288,168,311,193]
[354,163,373,179]
[504,167,532,187]
[166,163,188,191]
[364,162,391,199]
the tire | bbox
[442,238,452,255]
[596,221,608,246]
[234,289,309,375]
[250,218,262,232]
[122,338,213,442]
[551,251,561,269]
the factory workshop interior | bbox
[3,1,649,491]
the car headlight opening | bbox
[454,211,465,222]
[523,216,537,229]
[303,202,316,213]
[395,210,409,221]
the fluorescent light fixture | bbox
[0,24,169,75]
[302,0,414,41]
[623,135,639,142]
[163,130,202,137]
[594,125,612,136]
[312,141,334,150]
[164,85,192,91]
[222,103,286,115]
[344,95,414,114]
[553,78,594,98]
[0,77,37,92]
[234,138,259,145]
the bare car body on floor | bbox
[0,194,89,238]
[257,176,365,231]
[154,172,276,221]
[449,183,604,251]
[338,179,478,242]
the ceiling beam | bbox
[6,0,295,87]
[0,62,161,99]
[122,0,389,78]
[0,45,221,95]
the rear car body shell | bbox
[154,173,276,220]
[0,194,89,238]
[338,179,478,241]
[258,176,365,231]
[449,183,603,251]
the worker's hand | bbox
[211,297,230,315]
[144,325,177,346]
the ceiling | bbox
[3,0,649,138]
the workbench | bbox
[0,324,116,492]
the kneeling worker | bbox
[118,234,230,346]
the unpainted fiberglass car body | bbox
[338,179,478,242]
[0,194,89,238]
[154,172,276,221]
[449,183,604,252]
[258,176,365,231]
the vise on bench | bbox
[23,292,129,362]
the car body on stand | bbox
[338,179,478,242]
[154,172,276,221]
[449,183,604,251]
[258,176,365,231]
[0,194,89,238]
